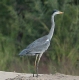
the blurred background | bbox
[0,0,79,75]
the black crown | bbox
[52,9,58,14]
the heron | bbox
[19,10,63,77]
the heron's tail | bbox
[19,49,29,56]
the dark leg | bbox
[33,72,34,77]
[36,63,38,77]
[35,54,39,67]
[34,54,38,77]
[36,53,43,77]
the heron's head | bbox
[52,10,63,16]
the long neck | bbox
[48,14,55,40]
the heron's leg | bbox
[35,54,39,67]
[37,53,43,65]
[33,54,38,77]
[36,53,43,77]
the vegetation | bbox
[0,0,79,75]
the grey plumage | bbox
[19,35,50,56]
[19,10,63,77]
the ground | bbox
[0,71,79,80]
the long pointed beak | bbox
[59,11,64,14]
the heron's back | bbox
[19,35,50,56]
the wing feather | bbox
[26,35,48,49]
[19,35,50,56]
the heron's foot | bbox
[33,73,39,78]
[36,74,38,77]
[33,72,34,77]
